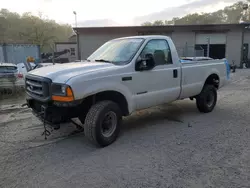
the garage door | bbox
[195,33,226,44]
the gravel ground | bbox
[0,70,250,188]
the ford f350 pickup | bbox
[25,35,230,147]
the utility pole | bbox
[241,3,249,68]
[207,37,210,57]
[73,11,80,60]
[185,42,188,57]
[73,11,77,27]
[50,43,55,65]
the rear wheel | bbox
[196,85,217,113]
[84,101,122,147]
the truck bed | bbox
[179,59,228,99]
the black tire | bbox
[196,85,217,113]
[84,100,122,147]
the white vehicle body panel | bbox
[27,35,228,114]
[180,60,227,99]
[131,63,181,110]
[29,62,118,83]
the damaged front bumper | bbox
[26,97,82,127]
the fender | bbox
[205,68,220,82]
[71,80,135,114]
[200,68,220,93]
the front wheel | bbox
[84,101,122,147]
[196,85,217,113]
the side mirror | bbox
[135,54,155,71]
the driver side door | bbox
[133,39,181,110]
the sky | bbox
[0,0,241,26]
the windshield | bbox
[87,38,144,64]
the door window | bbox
[140,39,172,66]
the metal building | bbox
[74,23,250,67]
[0,43,40,64]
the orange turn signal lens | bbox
[52,86,74,102]
[66,87,73,97]
[52,95,74,102]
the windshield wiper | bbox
[94,59,112,63]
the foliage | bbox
[142,20,165,26]
[141,21,153,26]
[141,1,250,26]
[0,9,73,52]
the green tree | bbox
[141,1,250,26]
[141,21,152,26]
[152,20,164,26]
[223,2,245,23]
[0,9,73,52]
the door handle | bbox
[173,69,178,78]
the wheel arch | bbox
[72,80,135,113]
[80,90,131,117]
[204,73,220,89]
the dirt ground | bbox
[0,70,250,188]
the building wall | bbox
[0,46,4,62]
[226,29,243,67]
[171,32,196,56]
[172,32,196,47]
[0,44,40,64]
[79,31,195,59]
[69,35,76,42]
[79,31,137,59]
[138,31,172,37]
[77,27,244,66]
[195,33,227,44]
[55,43,77,62]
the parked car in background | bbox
[16,62,36,77]
[16,62,59,77]
[0,63,24,90]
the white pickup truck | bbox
[25,35,230,147]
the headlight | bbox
[51,83,74,102]
[51,83,68,96]
[61,85,67,95]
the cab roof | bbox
[113,35,171,40]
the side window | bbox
[140,39,172,66]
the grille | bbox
[25,76,50,100]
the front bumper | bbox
[25,74,83,125]
[27,97,82,125]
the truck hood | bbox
[29,62,115,83]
